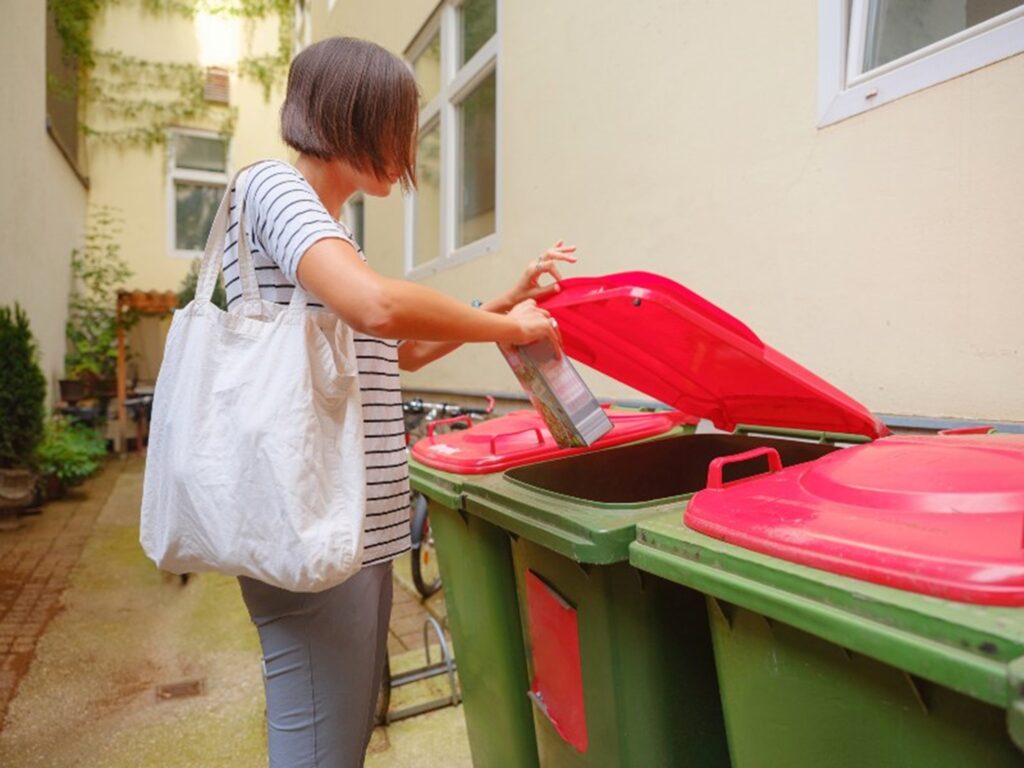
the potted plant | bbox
[34,416,108,502]
[63,207,134,400]
[0,304,47,524]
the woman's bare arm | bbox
[296,237,560,349]
[397,241,577,371]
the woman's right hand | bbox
[507,299,562,351]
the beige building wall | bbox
[323,2,1024,423]
[312,0,434,279]
[0,3,89,402]
[86,3,291,295]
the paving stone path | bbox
[0,457,465,767]
[0,459,123,729]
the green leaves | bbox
[34,416,108,486]
[49,0,293,150]
[0,306,48,470]
[64,207,134,382]
[177,259,227,310]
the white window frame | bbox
[294,0,312,53]
[404,0,501,279]
[819,0,1024,127]
[342,192,366,249]
[166,127,231,259]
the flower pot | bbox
[0,468,36,508]
[40,472,65,503]
[59,378,89,405]
[0,468,37,529]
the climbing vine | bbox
[84,50,237,149]
[49,0,294,150]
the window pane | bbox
[414,124,441,267]
[46,3,81,172]
[346,197,365,249]
[864,0,1024,71]
[414,33,441,105]
[174,134,227,172]
[456,71,496,248]
[175,182,223,251]
[459,0,496,66]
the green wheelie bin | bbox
[631,432,1024,767]
[409,406,694,768]
[460,272,891,767]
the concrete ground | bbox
[0,457,472,767]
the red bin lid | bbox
[540,272,889,439]
[684,434,1024,605]
[411,408,695,475]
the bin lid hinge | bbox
[733,424,874,445]
[1005,656,1024,753]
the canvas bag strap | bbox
[288,282,310,310]
[195,164,262,316]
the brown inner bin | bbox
[504,433,839,504]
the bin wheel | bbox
[410,493,442,598]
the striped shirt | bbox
[222,159,410,567]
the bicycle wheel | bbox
[374,651,391,726]
[410,492,442,598]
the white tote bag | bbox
[141,166,366,592]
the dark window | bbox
[45,3,87,184]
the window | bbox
[167,130,229,257]
[46,2,87,184]
[343,193,366,249]
[405,0,499,277]
[294,0,312,53]
[819,0,1024,126]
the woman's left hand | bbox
[504,240,577,306]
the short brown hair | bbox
[281,37,418,189]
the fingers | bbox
[540,243,578,266]
[548,316,563,357]
[527,280,562,301]
[530,256,568,292]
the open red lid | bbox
[540,272,889,439]
[684,434,1024,605]
[411,408,694,475]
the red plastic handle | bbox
[706,447,782,490]
[939,426,994,435]
[490,427,545,455]
[427,414,474,439]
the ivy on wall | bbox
[85,51,238,149]
[49,0,294,150]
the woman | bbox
[225,36,575,767]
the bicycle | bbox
[373,395,497,726]
[402,396,496,598]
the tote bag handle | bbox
[194,165,309,316]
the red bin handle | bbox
[706,447,783,490]
[490,427,545,455]
[939,426,994,435]
[427,414,474,439]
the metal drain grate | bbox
[155,679,205,701]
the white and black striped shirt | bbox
[223,159,410,567]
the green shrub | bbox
[34,416,107,486]
[0,305,47,469]
[64,207,134,382]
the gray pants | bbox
[239,563,393,768]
